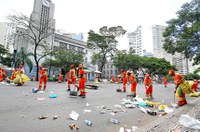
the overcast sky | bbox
[0,0,191,51]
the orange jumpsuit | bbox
[0,69,3,82]
[191,80,198,92]
[115,76,120,83]
[173,73,187,106]
[163,77,168,87]
[78,69,86,96]
[144,76,153,98]
[111,75,115,83]
[10,70,17,80]
[38,68,48,90]
[69,69,76,86]
[129,74,137,97]
[58,73,63,83]
[121,72,127,92]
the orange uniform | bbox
[115,76,120,83]
[144,74,153,99]
[191,80,198,92]
[78,64,86,97]
[111,75,115,83]
[10,70,17,80]
[0,69,3,82]
[69,69,76,85]
[38,68,48,90]
[169,70,187,106]
[129,74,137,97]
[58,73,63,83]
[163,77,168,87]
[121,69,127,92]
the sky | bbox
[0,0,191,52]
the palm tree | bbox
[15,47,34,72]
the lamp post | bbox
[48,29,54,78]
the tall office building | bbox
[30,0,55,37]
[0,22,15,53]
[127,25,143,56]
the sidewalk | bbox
[137,96,200,132]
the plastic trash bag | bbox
[179,114,200,129]
[49,92,57,98]
[70,111,79,120]
[32,88,38,93]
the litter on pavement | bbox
[38,115,48,120]
[69,111,79,120]
[69,123,79,131]
[179,114,200,129]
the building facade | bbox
[127,25,143,56]
[0,22,15,53]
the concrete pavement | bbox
[0,81,199,132]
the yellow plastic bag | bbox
[21,74,30,82]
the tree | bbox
[163,0,200,65]
[87,26,126,72]
[112,50,142,72]
[112,50,176,77]
[7,13,55,80]
[14,47,34,72]
[42,49,84,73]
[0,44,13,67]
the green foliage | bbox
[112,50,142,71]
[0,44,13,67]
[87,26,126,72]
[112,50,176,77]
[163,0,200,65]
[184,73,200,80]
[15,47,33,72]
[193,67,200,74]
[42,49,84,73]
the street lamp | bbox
[48,29,54,78]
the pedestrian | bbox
[169,69,194,106]
[163,76,168,87]
[67,65,77,91]
[78,64,86,98]
[120,69,127,92]
[58,72,63,83]
[127,71,137,97]
[38,65,48,91]
[144,73,153,99]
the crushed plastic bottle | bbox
[84,120,92,126]
[110,118,120,124]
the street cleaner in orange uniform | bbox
[68,65,77,91]
[38,65,48,91]
[78,64,86,98]
[169,69,194,106]
[120,69,127,92]
[0,68,3,82]
[58,72,63,83]
[144,73,153,100]
[127,71,137,97]
[163,76,168,88]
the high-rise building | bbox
[0,22,15,53]
[152,25,173,63]
[127,25,143,56]
[30,0,55,36]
